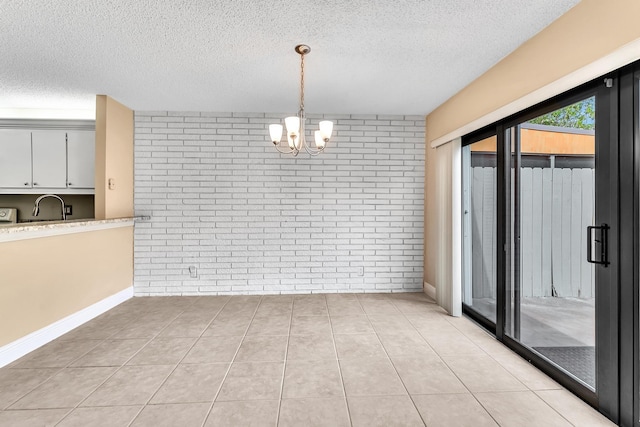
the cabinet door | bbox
[31,130,67,189]
[0,130,32,188]
[66,131,95,189]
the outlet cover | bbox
[64,205,72,215]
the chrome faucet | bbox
[33,194,66,221]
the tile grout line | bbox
[441,315,576,423]
[395,296,506,426]
[406,305,508,426]
[122,297,211,426]
[432,305,578,425]
[52,297,203,426]
[447,319,574,425]
[326,296,354,427]
[9,299,191,425]
[530,389,583,427]
[3,313,130,410]
[431,314,518,426]
[124,295,233,427]
[274,296,295,427]
[200,295,265,427]
[372,294,430,426]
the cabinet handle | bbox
[33,182,39,186]
[24,182,29,186]
[68,182,73,186]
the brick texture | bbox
[134,112,425,295]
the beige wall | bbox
[0,226,133,346]
[0,95,135,351]
[95,95,134,220]
[424,0,640,287]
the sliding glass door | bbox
[461,59,640,426]
[462,76,622,419]
[506,96,599,390]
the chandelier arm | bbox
[273,143,297,155]
[303,146,324,156]
[302,142,326,155]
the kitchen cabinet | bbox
[0,130,32,188]
[0,128,95,194]
[67,131,95,189]
[31,130,67,189]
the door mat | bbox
[532,346,595,388]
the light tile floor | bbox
[0,292,615,426]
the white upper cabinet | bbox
[0,130,32,188]
[66,131,95,189]
[31,130,67,189]
[0,126,95,194]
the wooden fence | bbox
[467,166,595,299]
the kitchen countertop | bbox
[0,216,149,242]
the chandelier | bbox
[268,44,333,156]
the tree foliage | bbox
[527,97,595,130]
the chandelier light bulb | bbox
[314,130,326,149]
[319,121,333,141]
[285,116,300,137]
[269,124,283,144]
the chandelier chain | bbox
[300,53,305,113]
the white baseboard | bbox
[424,281,436,301]
[0,286,133,368]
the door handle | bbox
[587,224,609,266]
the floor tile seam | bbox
[442,315,496,354]
[64,349,165,422]
[344,389,434,425]
[486,356,559,394]
[156,307,227,336]
[383,300,450,366]
[138,295,237,409]
[6,337,113,411]
[135,298,229,360]
[0,367,67,411]
[437,351,499,399]
[125,406,145,427]
[201,295,265,427]
[31,407,74,427]
[356,295,427,426]
[385,302,483,426]
[45,370,145,427]
[15,334,106,370]
[275,297,297,427]
[326,304,354,427]
[453,391,503,427]
[71,296,234,427]
[370,324,426,427]
[432,314,536,393]
[448,320,541,393]
[529,389,584,426]
[531,389,600,427]
[473,389,578,426]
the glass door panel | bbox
[462,135,497,322]
[507,97,597,389]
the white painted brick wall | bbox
[134,112,425,296]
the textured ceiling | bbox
[0,0,580,115]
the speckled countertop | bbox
[0,217,146,235]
